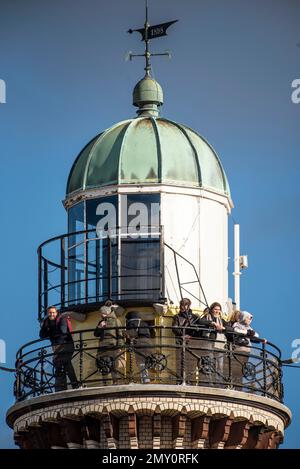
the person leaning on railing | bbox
[201,302,234,385]
[172,298,222,385]
[94,305,125,385]
[202,302,234,340]
[39,306,79,392]
[125,311,153,384]
[230,310,267,390]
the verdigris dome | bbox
[66,116,230,197]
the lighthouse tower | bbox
[6,8,291,450]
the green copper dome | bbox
[66,116,230,197]
[67,116,229,196]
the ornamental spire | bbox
[127,1,178,117]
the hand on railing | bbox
[214,323,225,332]
[98,320,107,329]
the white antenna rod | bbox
[234,224,241,310]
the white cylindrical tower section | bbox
[161,188,230,312]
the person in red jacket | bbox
[40,306,78,392]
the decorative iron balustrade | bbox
[37,228,208,321]
[14,326,283,402]
[38,227,164,320]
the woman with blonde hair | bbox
[202,302,233,385]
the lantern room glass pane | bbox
[120,194,161,301]
[86,196,118,302]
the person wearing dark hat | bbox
[172,298,219,385]
[126,311,153,384]
[94,304,125,385]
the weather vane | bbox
[127,0,178,75]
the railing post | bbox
[79,331,83,387]
[60,237,66,309]
[39,348,45,396]
[227,342,233,389]
[107,235,112,299]
[38,247,42,321]
[96,238,100,302]
[43,259,48,315]
[262,342,267,397]
[129,339,134,384]
[182,326,186,385]
[279,366,283,402]
[15,356,22,401]
[84,235,88,303]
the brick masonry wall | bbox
[10,386,290,449]
[138,416,153,449]
[119,416,130,449]
[161,417,173,449]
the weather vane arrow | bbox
[128,19,178,41]
[126,0,178,76]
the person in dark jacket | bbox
[126,311,153,383]
[39,306,78,392]
[172,298,220,385]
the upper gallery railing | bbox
[14,326,283,403]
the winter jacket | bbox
[126,318,151,339]
[172,310,213,340]
[94,312,124,348]
[39,316,73,346]
[231,322,260,347]
[201,313,233,341]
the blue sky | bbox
[0,0,299,448]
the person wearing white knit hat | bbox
[231,310,267,390]
[94,304,125,384]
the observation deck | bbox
[7,326,291,449]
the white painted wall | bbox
[161,191,229,311]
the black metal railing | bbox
[38,227,165,320]
[14,326,283,403]
[37,227,208,320]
